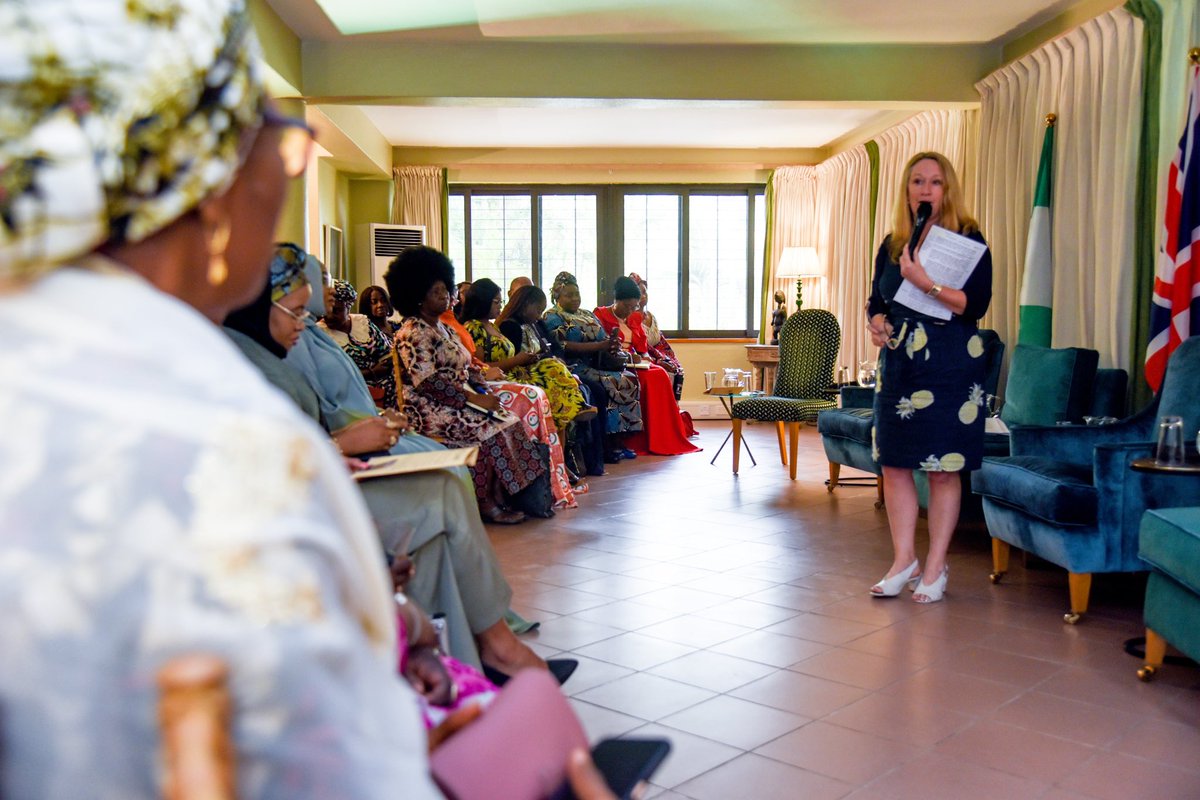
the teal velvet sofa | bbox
[972,336,1200,624]
[1136,506,1200,681]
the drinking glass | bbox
[1156,415,1186,466]
[703,371,717,390]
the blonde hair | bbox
[887,152,978,262]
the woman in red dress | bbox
[594,277,700,457]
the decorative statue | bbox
[770,290,787,345]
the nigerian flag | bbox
[1018,115,1056,346]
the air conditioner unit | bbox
[356,223,426,287]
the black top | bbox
[498,318,565,359]
[866,230,992,324]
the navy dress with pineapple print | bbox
[867,231,993,472]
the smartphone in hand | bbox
[552,737,671,800]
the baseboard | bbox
[679,400,728,420]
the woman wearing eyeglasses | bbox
[865,152,993,605]
[319,279,400,410]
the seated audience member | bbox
[226,244,545,673]
[318,278,398,410]
[0,2,439,794]
[508,274,533,299]
[629,272,685,401]
[544,272,645,463]
[441,282,580,507]
[360,283,400,339]
[467,279,596,430]
[389,248,554,523]
[595,277,700,456]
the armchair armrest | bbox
[1094,441,1200,570]
[1010,417,1151,465]
[840,386,874,409]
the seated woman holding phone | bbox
[594,277,700,457]
[543,272,644,462]
[390,248,553,524]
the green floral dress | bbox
[465,319,587,429]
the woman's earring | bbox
[207,219,232,286]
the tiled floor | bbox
[487,421,1200,799]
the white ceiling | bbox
[359,103,894,149]
[269,0,1086,151]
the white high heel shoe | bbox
[870,559,921,597]
[913,567,948,603]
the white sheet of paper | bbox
[352,447,480,482]
[893,226,987,320]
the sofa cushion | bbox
[972,456,1097,526]
[816,407,874,443]
[1139,507,1200,593]
[1001,345,1099,427]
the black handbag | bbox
[596,348,629,372]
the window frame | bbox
[449,183,765,338]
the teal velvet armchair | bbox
[972,337,1200,624]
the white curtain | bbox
[871,109,980,259]
[815,148,872,374]
[390,166,444,251]
[976,9,1143,370]
[765,166,823,312]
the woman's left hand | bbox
[405,646,454,706]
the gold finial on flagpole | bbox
[1045,113,1057,126]
[1189,47,1200,65]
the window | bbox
[448,184,764,336]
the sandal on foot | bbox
[913,568,948,604]
[870,559,921,597]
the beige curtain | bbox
[976,8,1143,370]
[390,166,444,251]
[765,166,823,312]
[871,109,980,259]
[815,148,872,373]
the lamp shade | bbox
[776,246,824,279]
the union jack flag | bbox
[1147,65,1200,392]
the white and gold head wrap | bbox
[0,0,265,280]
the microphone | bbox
[907,201,932,257]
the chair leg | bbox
[1064,572,1091,624]
[827,461,840,492]
[1138,627,1168,681]
[787,422,800,481]
[775,422,788,465]
[731,419,743,475]
[989,539,1010,584]
[874,475,884,509]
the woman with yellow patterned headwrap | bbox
[0,2,441,796]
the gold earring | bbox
[207,219,232,286]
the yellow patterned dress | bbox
[465,319,588,430]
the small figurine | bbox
[770,290,787,345]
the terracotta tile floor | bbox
[486,421,1200,799]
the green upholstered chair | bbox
[973,337,1200,624]
[1137,506,1200,681]
[730,308,840,479]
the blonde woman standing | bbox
[865,152,993,604]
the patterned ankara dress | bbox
[543,306,644,435]
[465,319,588,430]
[438,311,577,508]
[319,313,398,410]
[395,316,546,506]
[868,231,993,472]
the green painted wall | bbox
[347,178,393,289]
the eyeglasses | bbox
[272,300,313,324]
[261,107,315,179]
